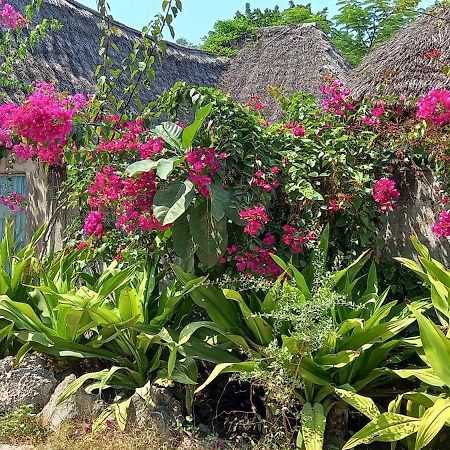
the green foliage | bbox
[333,0,421,66]
[0,405,45,444]
[175,230,419,447]
[344,239,450,449]
[202,2,331,57]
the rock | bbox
[0,355,57,413]
[126,385,183,435]
[39,374,105,430]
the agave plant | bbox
[174,226,421,449]
[343,237,450,449]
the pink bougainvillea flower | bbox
[262,233,276,246]
[281,224,316,254]
[0,82,86,165]
[320,78,354,116]
[373,178,400,212]
[328,199,340,212]
[186,147,222,197]
[83,211,104,238]
[239,205,269,237]
[433,210,450,238]
[76,241,88,250]
[0,2,28,30]
[417,89,450,126]
[245,95,265,111]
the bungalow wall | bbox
[0,155,70,252]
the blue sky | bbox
[79,1,341,44]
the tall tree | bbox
[332,0,420,65]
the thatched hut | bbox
[0,0,225,249]
[348,7,450,98]
[218,23,351,120]
[5,0,225,102]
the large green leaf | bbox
[172,265,243,331]
[153,180,195,226]
[392,368,445,387]
[126,157,181,179]
[415,397,450,449]
[152,121,183,149]
[182,103,212,149]
[301,403,326,450]
[171,213,197,260]
[210,182,229,221]
[334,386,380,420]
[118,287,143,322]
[412,307,450,387]
[223,289,272,345]
[188,200,228,267]
[342,413,420,449]
[195,361,258,393]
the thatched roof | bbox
[4,0,225,102]
[218,23,351,120]
[348,7,450,98]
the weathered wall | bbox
[0,155,72,252]
[382,167,450,263]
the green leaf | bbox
[118,287,143,322]
[301,403,326,450]
[153,180,195,226]
[342,413,420,449]
[172,213,197,260]
[392,368,445,387]
[126,157,181,180]
[415,397,450,449]
[223,289,272,345]
[182,103,213,149]
[334,387,380,420]
[411,307,450,387]
[152,121,182,149]
[188,200,228,267]
[315,351,359,368]
[210,182,229,221]
[195,361,258,393]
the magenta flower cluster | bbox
[373,178,400,212]
[0,192,25,212]
[282,225,316,254]
[252,166,280,192]
[239,205,269,237]
[0,1,27,30]
[186,148,223,197]
[84,164,169,238]
[0,82,86,165]
[97,118,164,159]
[417,89,450,126]
[433,210,450,238]
[320,80,354,116]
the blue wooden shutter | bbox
[0,174,26,248]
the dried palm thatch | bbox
[218,23,351,121]
[3,0,225,102]
[348,7,450,99]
